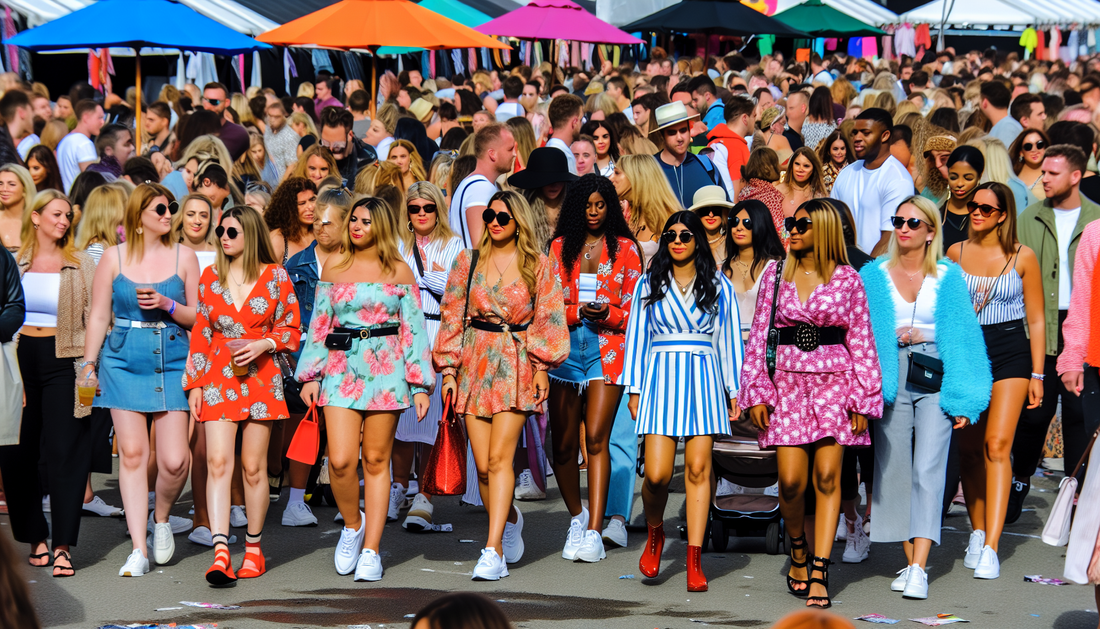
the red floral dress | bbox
[737,178,786,241]
[183,265,301,422]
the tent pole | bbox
[370,48,377,119]
[135,50,143,154]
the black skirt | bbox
[981,319,1031,382]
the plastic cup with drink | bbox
[77,370,97,407]
[226,339,251,377]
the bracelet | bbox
[78,360,96,370]
[266,338,278,353]
[167,299,176,315]
[1031,372,1045,381]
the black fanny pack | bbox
[776,324,846,352]
[325,325,400,351]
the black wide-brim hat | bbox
[508,147,579,190]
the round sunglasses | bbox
[1021,140,1046,152]
[891,216,931,230]
[482,208,512,227]
[661,230,694,244]
[729,216,753,230]
[214,226,239,239]
[151,202,179,217]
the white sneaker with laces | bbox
[835,516,848,542]
[472,547,509,581]
[152,522,174,565]
[974,545,1000,579]
[902,564,929,599]
[403,493,434,532]
[890,565,911,592]
[502,505,525,564]
[83,495,123,517]
[561,508,589,560]
[514,469,545,500]
[334,511,366,575]
[282,501,318,527]
[230,505,248,528]
[964,529,985,569]
[353,548,384,582]
[187,526,236,547]
[387,483,405,522]
[602,519,628,548]
[119,549,149,577]
[575,529,606,562]
[842,517,869,563]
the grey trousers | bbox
[871,343,953,545]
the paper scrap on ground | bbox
[909,615,969,626]
[459,539,476,543]
[180,601,241,610]
[424,523,453,532]
[1024,575,1069,585]
[155,607,184,611]
[348,625,372,629]
[619,574,635,579]
[854,614,900,624]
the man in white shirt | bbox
[494,76,526,123]
[545,94,582,175]
[810,54,833,86]
[981,81,1023,149]
[0,90,36,162]
[831,108,915,255]
[450,123,516,247]
[57,99,104,192]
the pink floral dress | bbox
[295,282,434,411]
[739,261,883,448]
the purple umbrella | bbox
[476,0,643,45]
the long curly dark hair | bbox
[646,211,720,313]
[265,176,317,243]
[551,174,636,274]
[723,199,786,281]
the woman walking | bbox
[689,186,734,266]
[722,199,786,339]
[940,146,985,252]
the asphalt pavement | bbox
[4,455,1095,629]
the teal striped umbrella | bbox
[378,0,493,55]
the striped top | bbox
[963,250,1025,325]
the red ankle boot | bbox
[687,544,708,592]
[639,523,664,578]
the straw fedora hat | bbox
[408,98,435,122]
[649,101,700,135]
[687,185,735,213]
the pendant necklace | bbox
[583,236,601,260]
[674,273,696,296]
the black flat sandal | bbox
[806,555,832,609]
[28,551,50,567]
[786,533,809,597]
[52,550,75,578]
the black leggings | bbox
[0,336,95,548]
[1012,349,1086,482]
[840,442,874,502]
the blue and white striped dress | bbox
[620,272,744,437]
[396,235,464,444]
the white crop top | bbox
[885,266,938,344]
[22,272,60,327]
[578,273,598,304]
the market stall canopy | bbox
[774,0,897,24]
[378,0,493,55]
[3,0,278,35]
[899,0,1038,26]
[1001,0,1100,22]
[475,0,643,44]
[621,0,810,37]
[771,0,885,36]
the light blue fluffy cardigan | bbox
[860,257,992,423]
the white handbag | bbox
[0,340,22,446]
[1043,428,1099,547]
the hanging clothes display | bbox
[1036,28,1046,60]
[848,36,863,58]
[894,23,916,58]
[862,36,878,59]
[1020,27,1038,59]
[757,34,775,56]
[311,49,334,74]
[882,25,895,61]
[914,23,931,59]
[282,49,297,96]
[1050,27,1061,61]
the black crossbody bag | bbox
[905,283,943,392]
[765,259,784,380]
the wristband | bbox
[266,338,278,353]
[167,299,176,315]
[1031,372,1045,381]
[78,360,96,371]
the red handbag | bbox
[287,404,320,465]
[422,394,467,496]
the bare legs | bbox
[326,408,399,552]
[777,440,844,605]
[113,410,190,553]
[205,420,271,544]
[392,439,432,501]
[549,381,623,528]
[640,435,713,546]
[466,412,526,556]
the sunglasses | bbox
[408,203,437,215]
[891,216,930,230]
[966,201,1004,217]
[152,202,179,216]
[661,230,694,244]
[1022,141,1046,152]
[320,138,348,154]
[482,208,512,226]
[784,216,813,234]
[214,226,239,239]
[729,216,753,230]
[203,98,222,106]
[694,206,724,218]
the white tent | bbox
[775,0,898,25]
[900,0,1038,26]
[3,0,277,35]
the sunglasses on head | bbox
[408,203,437,215]
[784,216,813,234]
[152,202,179,216]
[891,216,929,230]
[482,208,512,226]
[661,230,694,244]
[1022,140,1046,152]
[966,201,1004,217]
[729,216,753,230]
[694,206,724,218]
[214,226,239,239]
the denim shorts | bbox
[550,323,604,385]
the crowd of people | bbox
[0,42,1097,616]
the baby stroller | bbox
[707,412,785,554]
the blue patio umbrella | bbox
[8,0,271,150]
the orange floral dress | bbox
[182,264,301,422]
[433,250,569,418]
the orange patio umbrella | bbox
[258,0,510,115]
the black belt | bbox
[776,324,845,352]
[334,325,399,338]
[424,313,441,321]
[470,319,530,333]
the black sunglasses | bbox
[966,201,1004,217]
[152,202,179,217]
[408,203,437,215]
[1022,141,1046,152]
[891,216,930,230]
[694,206,724,218]
[784,216,813,234]
[729,216,753,230]
[214,226,239,239]
[203,97,222,106]
[482,208,512,226]
[661,230,694,244]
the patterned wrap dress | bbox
[738,261,883,448]
[295,281,435,411]
[433,250,570,418]
[182,265,301,422]
[620,272,744,437]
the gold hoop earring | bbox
[407,221,414,233]
[137,226,144,235]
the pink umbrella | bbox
[475,0,643,45]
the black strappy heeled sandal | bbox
[806,555,832,609]
[786,533,809,597]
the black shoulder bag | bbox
[765,259,784,380]
[905,283,943,392]
[411,244,445,305]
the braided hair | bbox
[550,174,637,274]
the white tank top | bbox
[22,272,60,327]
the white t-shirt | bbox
[57,132,97,192]
[495,102,525,122]
[375,136,395,164]
[622,105,636,124]
[449,174,497,248]
[17,134,39,161]
[831,155,915,253]
[545,137,578,175]
[1054,206,1081,310]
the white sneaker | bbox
[387,483,405,522]
[152,522,175,565]
[902,564,929,599]
[973,545,1000,579]
[42,496,50,513]
[187,526,237,547]
[842,517,870,563]
[334,511,366,575]
[502,505,525,564]
[83,495,123,517]
[403,494,434,532]
[602,519,628,548]
[964,530,985,569]
[146,511,193,535]
[835,516,848,542]
[353,548,384,582]
[230,505,248,528]
[514,469,545,500]
[561,508,589,560]
[282,501,318,526]
[118,549,149,577]
[891,565,911,592]
[575,529,606,562]
[472,547,509,581]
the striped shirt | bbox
[964,265,1025,325]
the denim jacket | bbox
[286,241,319,357]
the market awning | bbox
[621,0,810,37]
[3,0,278,35]
[772,0,886,37]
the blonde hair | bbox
[372,160,406,195]
[315,186,355,231]
[215,205,278,285]
[334,195,402,274]
[293,144,340,182]
[505,117,537,167]
[175,134,233,174]
[289,111,317,139]
[893,100,919,122]
[231,93,253,126]
[783,198,849,282]
[20,190,78,264]
[170,194,216,247]
[297,83,315,99]
[476,190,543,297]
[402,181,454,249]
[75,183,128,250]
[966,136,1015,189]
[124,183,175,263]
[617,126,658,156]
[885,195,943,278]
[387,140,428,182]
[0,164,35,217]
[39,119,70,151]
[585,93,619,120]
[616,154,680,236]
[377,103,399,135]
[233,131,264,183]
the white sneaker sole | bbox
[403,515,431,532]
[575,548,606,562]
[842,550,868,563]
[902,587,928,599]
